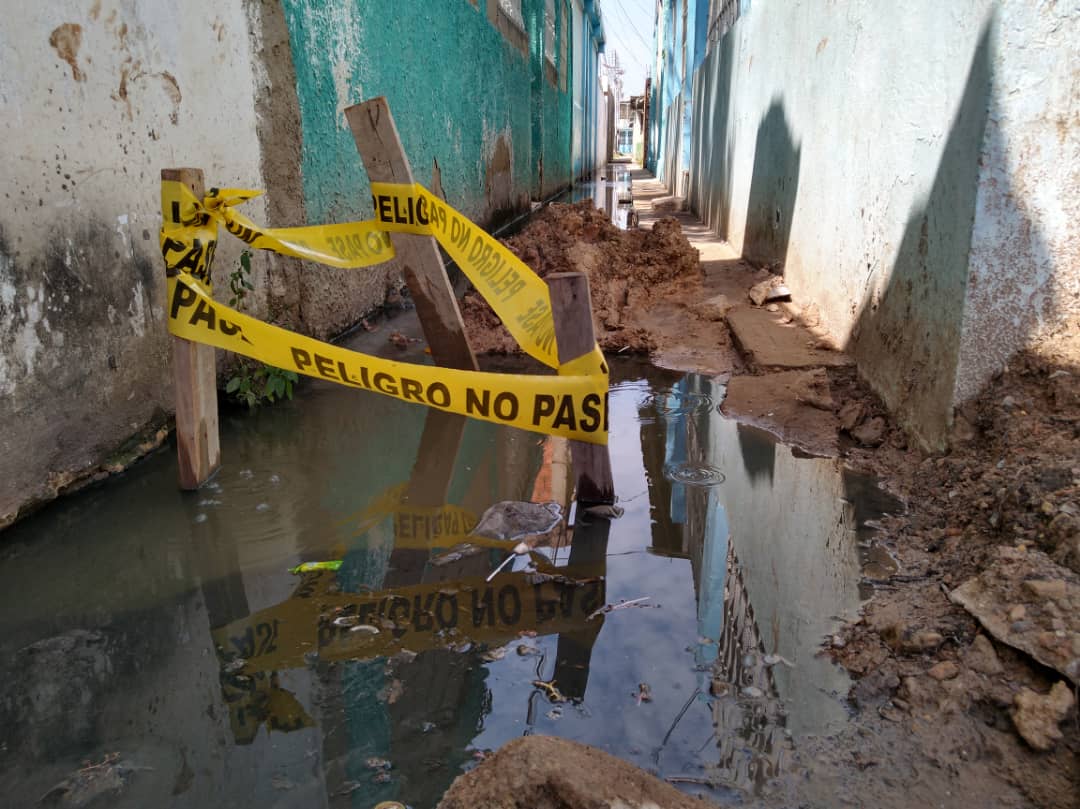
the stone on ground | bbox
[437,736,719,809]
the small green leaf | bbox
[226,377,241,393]
[243,280,255,291]
[240,252,252,272]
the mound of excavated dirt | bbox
[461,201,701,355]
[437,735,719,809]
[831,348,1080,809]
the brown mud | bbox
[461,200,739,372]
[830,345,1080,809]
[459,193,1079,808]
[438,736,719,809]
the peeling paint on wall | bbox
[0,0,268,526]
[282,0,571,226]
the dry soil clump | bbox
[461,200,701,355]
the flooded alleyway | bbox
[0,355,897,808]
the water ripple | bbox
[641,389,714,417]
[663,461,727,487]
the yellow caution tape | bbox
[370,182,559,368]
[160,179,609,444]
[160,181,219,285]
[162,182,393,270]
[168,272,608,443]
[205,187,394,268]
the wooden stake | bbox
[162,168,220,489]
[546,272,615,505]
[345,98,478,372]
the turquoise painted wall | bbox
[282,0,576,228]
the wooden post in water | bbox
[546,272,615,505]
[161,167,220,489]
[345,98,478,372]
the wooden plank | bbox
[386,410,469,588]
[162,168,220,489]
[546,272,615,505]
[345,98,478,372]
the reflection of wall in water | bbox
[663,376,859,737]
[707,413,859,736]
[710,543,790,793]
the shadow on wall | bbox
[742,100,801,271]
[690,29,735,240]
[736,423,776,487]
[849,18,1006,449]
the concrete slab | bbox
[727,306,853,369]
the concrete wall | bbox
[954,2,1080,403]
[0,2,270,527]
[1,0,599,529]
[682,0,1078,448]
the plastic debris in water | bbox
[588,596,650,620]
[223,658,246,674]
[635,682,652,702]
[532,679,567,703]
[763,653,794,667]
[289,560,342,574]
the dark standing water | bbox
[0,358,897,808]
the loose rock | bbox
[962,635,1003,676]
[694,293,732,321]
[1010,681,1075,751]
[927,661,960,681]
[852,417,887,447]
[437,736,719,809]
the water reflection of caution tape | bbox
[160,181,609,444]
[213,568,605,674]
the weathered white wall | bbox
[955,1,1080,402]
[688,0,1078,447]
[0,2,268,525]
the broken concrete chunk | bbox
[1010,681,1075,751]
[470,501,562,541]
[950,547,1079,684]
[748,276,791,306]
[693,293,732,321]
